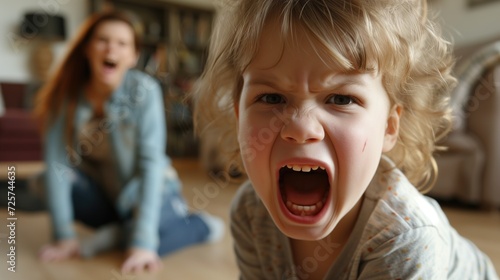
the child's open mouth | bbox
[279,164,330,217]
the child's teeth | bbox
[286,200,324,216]
[285,165,322,172]
[301,166,311,172]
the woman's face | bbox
[85,20,137,90]
[236,20,400,241]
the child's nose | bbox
[280,115,324,144]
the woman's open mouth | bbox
[102,58,118,72]
[279,164,330,219]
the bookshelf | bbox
[92,0,214,157]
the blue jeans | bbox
[71,170,210,256]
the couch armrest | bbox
[466,65,500,207]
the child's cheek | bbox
[239,113,283,159]
[238,131,259,163]
[238,125,271,164]
[332,125,378,170]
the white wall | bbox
[429,0,500,48]
[0,0,88,83]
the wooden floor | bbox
[0,158,499,280]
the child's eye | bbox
[327,94,355,105]
[258,93,285,104]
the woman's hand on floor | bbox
[38,238,80,261]
[121,247,163,274]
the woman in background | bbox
[34,10,223,273]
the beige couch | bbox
[430,41,500,208]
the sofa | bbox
[429,40,500,209]
[0,82,42,162]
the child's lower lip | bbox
[277,190,330,224]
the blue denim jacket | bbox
[44,69,180,251]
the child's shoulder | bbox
[350,158,499,279]
[230,180,280,238]
[363,157,449,239]
[230,180,265,217]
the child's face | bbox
[236,21,400,241]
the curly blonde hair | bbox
[192,0,456,192]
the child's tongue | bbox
[281,171,329,206]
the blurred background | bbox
[0,0,218,161]
[0,0,499,279]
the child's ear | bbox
[382,104,402,152]
[234,100,239,119]
[234,100,240,132]
[234,79,243,119]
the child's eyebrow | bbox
[330,75,370,87]
[246,73,371,92]
[245,73,295,92]
[247,77,282,89]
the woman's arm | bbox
[44,114,77,242]
[39,113,80,261]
